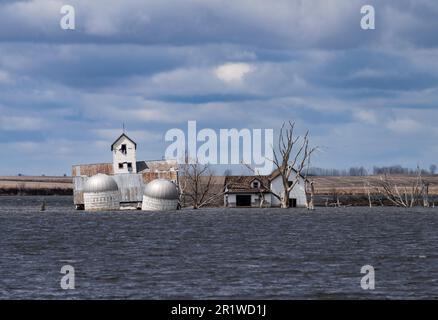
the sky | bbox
[0,0,438,175]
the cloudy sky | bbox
[0,0,437,175]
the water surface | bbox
[1,196,437,299]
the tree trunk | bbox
[366,183,372,208]
[281,190,289,208]
[423,182,430,207]
[308,181,315,210]
[259,192,266,208]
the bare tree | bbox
[365,181,372,208]
[271,121,317,208]
[374,167,428,207]
[179,159,227,209]
[328,187,341,207]
[17,182,26,196]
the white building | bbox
[269,169,308,207]
[224,169,308,208]
[111,133,137,174]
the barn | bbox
[72,133,178,210]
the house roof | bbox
[269,167,308,182]
[225,167,307,194]
[225,175,271,193]
[72,159,177,177]
[137,160,178,173]
[111,133,137,151]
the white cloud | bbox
[386,118,421,133]
[214,62,254,84]
[354,110,377,124]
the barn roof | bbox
[269,167,308,182]
[111,133,137,151]
[72,159,177,177]
[138,160,178,173]
[225,175,271,193]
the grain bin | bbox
[83,174,121,211]
[142,179,179,211]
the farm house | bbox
[224,169,307,208]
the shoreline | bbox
[2,174,438,207]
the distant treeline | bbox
[308,164,437,177]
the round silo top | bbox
[144,179,179,200]
[83,174,119,193]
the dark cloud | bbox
[0,0,438,174]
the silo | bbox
[142,179,179,211]
[83,174,121,211]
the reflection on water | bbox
[0,196,437,299]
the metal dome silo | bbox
[142,179,179,211]
[83,174,121,211]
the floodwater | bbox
[0,196,437,299]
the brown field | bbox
[0,176,73,194]
[1,175,438,198]
[311,175,438,196]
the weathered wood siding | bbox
[142,171,177,183]
[73,176,86,205]
[72,164,113,177]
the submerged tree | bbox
[271,121,317,209]
[179,159,227,209]
[243,121,317,209]
[374,167,430,207]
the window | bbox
[251,180,260,189]
[121,144,127,154]
[118,163,124,169]
[127,162,132,169]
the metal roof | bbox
[83,174,119,193]
[144,179,179,200]
[111,133,137,151]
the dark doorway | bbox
[289,198,297,208]
[236,195,252,207]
